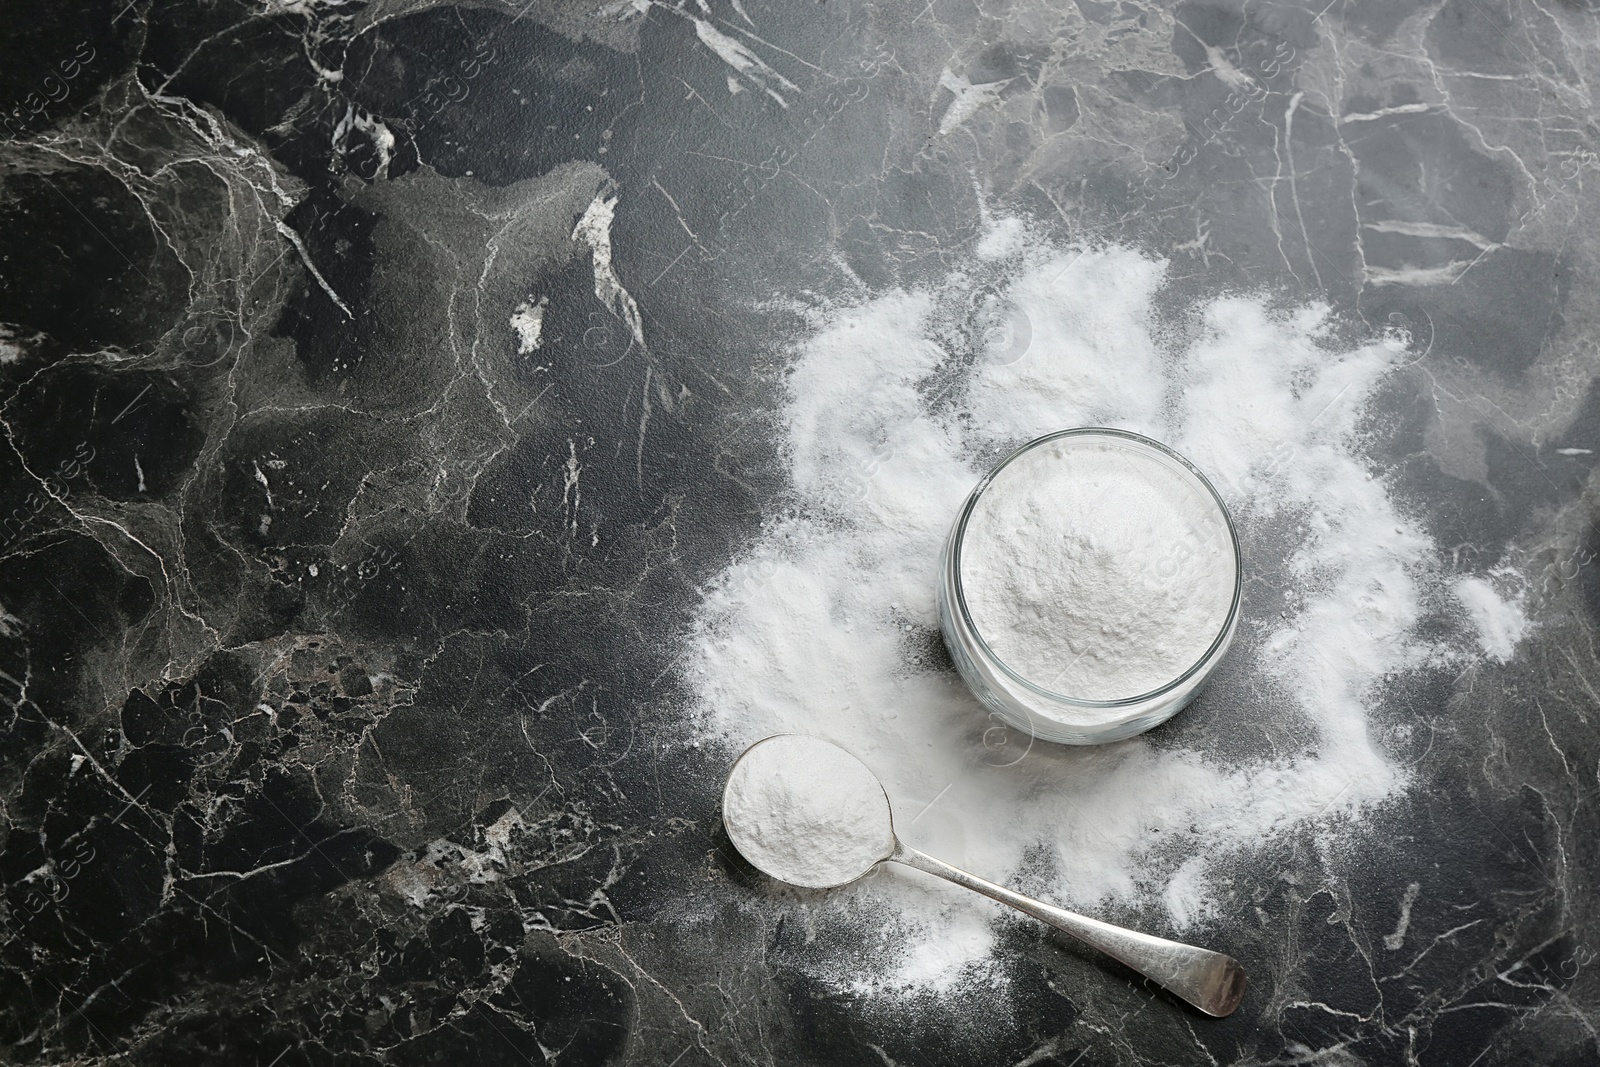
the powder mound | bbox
[689,228,1515,995]
[722,736,893,889]
[959,437,1236,701]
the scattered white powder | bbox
[688,223,1517,995]
[722,735,894,889]
[1453,575,1530,663]
[959,435,1236,701]
[0,325,22,365]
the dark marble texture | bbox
[1,0,1598,1063]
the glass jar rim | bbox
[949,426,1243,709]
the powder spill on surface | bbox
[687,225,1527,995]
[1453,574,1531,662]
[959,435,1236,702]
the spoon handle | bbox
[888,841,1246,1017]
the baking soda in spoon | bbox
[722,734,892,888]
[721,735,1247,1016]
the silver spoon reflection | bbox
[721,734,1246,1017]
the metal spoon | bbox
[721,734,1246,1017]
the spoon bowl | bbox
[722,734,893,888]
[721,734,1247,1018]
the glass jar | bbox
[938,428,1242,745]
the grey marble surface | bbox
[1,0,1598,1063]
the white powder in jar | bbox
[958,436,1237,702]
